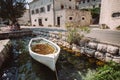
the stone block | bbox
[97,43,107,53]
[84,48,96,57]
[119,48,120,56]
[107,45,119,55]
[112,56,120,63]
[57,40,63,45]
[62,36,67,41]
[72,44,80,52]
[88,42,98,50]
[105,53,113,62]
[95,51,105,61]
[79,38,90,47]
[80,47,85,54]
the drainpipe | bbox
[53,0,56,26]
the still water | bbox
[0,37,102,80]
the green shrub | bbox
[67,27,82,44]
[83,62,120,80]
[65,23,90,45]
[82,69,96,80]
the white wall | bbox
[30,0,54,26]
[55,10,66,27]
[99,0,120,29]
[79,0,101,9]
[55,0,76,10]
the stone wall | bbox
[29,0,54,26]
[83,41,120,63]
[0,29,32,40]
[0,39,11,68]
[34,30,120,63]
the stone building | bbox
[77,0,101,9]
[18,9,30,26]
[29,0,91,27]
[99,0,120,29]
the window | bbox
[45,18,47,21]
[47,4,51,11]
[75,5,78,9]
[40,7,45,12]
[31,10,34,14]
[83,0,85,3]
[79,1,81,4]
[69,6,71,9]
[69,0,71,1]
[99,4,101,8]
[36,9,39,13]
[87,0,90,2]
[93,5,95,8]
[69,17,73,20]
[81,16,85,20]
[112,12,120,18]
[34,19,36,22]
[61,5,64,9]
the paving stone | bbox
[84,48,96,57]
[107,45,119,55]
[112,56,120,63]
[105,53,113,62]
[88,42,98,49]
[97,43,107,53]
[95,51,105,61]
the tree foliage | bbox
[90,8,100,18]
[0,0,26,22]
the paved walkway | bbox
[22,26,120,46]
[1,26,120,46]
[85,28,120,46]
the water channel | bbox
[0,37,104,80]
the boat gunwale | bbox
[28,37,60,57]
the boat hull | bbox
[28,37,60,71]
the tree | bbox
[0,0,26,30]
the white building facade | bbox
[29,0,54,27]
[29,0,91,27]
[99,0,120,29]
[78,0,101,9]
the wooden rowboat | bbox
[28,37,60,71]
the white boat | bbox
[28,37,60,71]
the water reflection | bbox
[0,37,102,80]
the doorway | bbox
[57,17,60,26]
[38,19,43,26]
